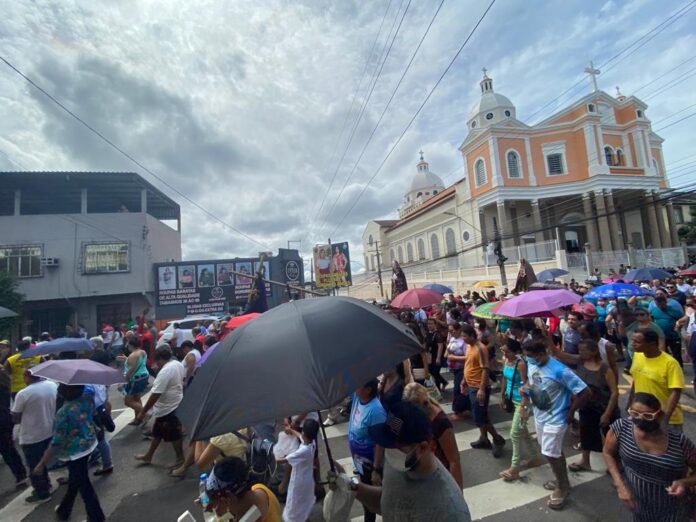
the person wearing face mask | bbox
[628,328,684,432]
[603,393,696,521]
[335,400,471,522]
[521,341,590,510]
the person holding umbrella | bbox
[31,383,105,521]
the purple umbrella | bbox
[19,337,94,359]
[29,359,125,385]
[493,289,581,318]
[196,342,220,367]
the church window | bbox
[471,121,477,128]
[417,192,422,198]
[474,159,487,186]
[604,146,614,166]
[506,150,521,178]
[445,228,456,255]
[652,158,659,174]
[417,238,426,260]
[397,246,403,263]
[407,243,414,262]
[430,234,440,259]
[368,234,374,246]
[433,190,438,195]
[587,103,595,113]
[462,230,471,242]
[486,112,494,120]
[504,110,511,117]
[616,149,624,166]
[637,109,643,118]
[390,249,395,263]
[546,153,564,175]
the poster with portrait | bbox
[177,265,196,289]
[313,242,352,288]
[253,261,272,296]
[216,263,235,286]
[158,266,176,290]
[234,261,253,298]
[197,264,215,287]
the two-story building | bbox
[0,171,181,337]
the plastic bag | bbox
[322,487,354,521]
[272,431,300,460]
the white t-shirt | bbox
[174,329,185,348]
[11,380,58,445]
[151,360,185,418]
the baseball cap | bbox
[0,339,9,345]
[368,401,432,448]
[22,336,32,343]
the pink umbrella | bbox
[390,288,443,309]
[492,289,581,318]
[602,273,624,283]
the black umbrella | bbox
[178,296,421,442]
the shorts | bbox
[534,421,568,459]
[152,411,183,442]
[125,375,148,397]
[468,387,490,427]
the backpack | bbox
[247,436,277,484]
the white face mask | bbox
[384,446,418,472]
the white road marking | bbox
[0,392,151,521]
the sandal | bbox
[568,462,591,472]
[498,469,520,482]
[543,480,557,491]
[572,442,581,450]
[547,492,567,510]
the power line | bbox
[655,110,696,132]
[634,54,696,94]
[305,0,410,243]
[326,0,497,239]
[313,0,446,240]
[643,65,696,101]
[652,102,696,125]
[0,55,272,252]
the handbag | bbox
[503,359,520,414]
[96,405,115,433]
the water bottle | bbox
[198,473,209,510]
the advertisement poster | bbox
[158,266,176,290]
[177,265,196,288]
[313,242,352,288]
[216,263,235,286]
[234,261,253,299]
[197,264,215,287]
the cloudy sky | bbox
[1,0,695,273]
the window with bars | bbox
[83,243,129,274]
[546,153,564,175]
[430,234,440,259]
[0,245,42,278]
[604,146,614,166]
[506,151,521,178]
[474,159,487,186]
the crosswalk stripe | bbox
[349,449,608,521]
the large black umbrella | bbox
[178,296,421,441]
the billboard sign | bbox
[313,242,352,288]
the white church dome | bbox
[467,69,516,130]
[409,152,444,192]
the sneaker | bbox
[492,435,506,458]
[470,438,492,450]
[322,418,336,427]
[25,492,51,504]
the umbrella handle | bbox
[317,410,336,473]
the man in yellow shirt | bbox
[628,328,684,429]
[4,338,42,398]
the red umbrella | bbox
[225,313,261,329]
[602,273,624,283]
[679,265,696,277]
[390,288,443,309]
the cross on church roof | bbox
[419,150,424,161]
[584,61,601,92]
[482,67,488,78]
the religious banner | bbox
[313,242,352,288]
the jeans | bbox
[510,401,540,471]
[0,424,27,482]
[358,460,376,522]
[452,369,471,414]
[21,437,52,498]
[96,429,112,469]
[55,454,105,522]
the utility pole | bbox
[374,241,385,299]
[493,225,508,287]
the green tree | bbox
[677,205,696,244]
[0,272,24,340]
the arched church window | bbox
[474,159,487,186]
[397,246,403,263]
[407,243,414,262]
[604,146,614,166]
[616,149,624,166]
[417,239,426,260]
[430,234,440,259]
[506,151,521,178]
[445,228,456,255]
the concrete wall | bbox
[0,212,181,302]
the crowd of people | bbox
[0,267,695,521]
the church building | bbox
[363,67,684,274]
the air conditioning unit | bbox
[40,257,59,267]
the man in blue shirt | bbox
[522,341,590,511]
[649,293,685,367]
[348,379,386,522]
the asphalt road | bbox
[1,361,695,522]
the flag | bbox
[246,273,268,314]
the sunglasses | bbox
[627,408,660,421]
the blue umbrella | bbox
[585,283,653,299]
[623,267,672,282]
[536,268,569,282]
[19,337,94,359]
[423,283,453,294]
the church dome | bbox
[409,152,444,192]
[467,69,516,130]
